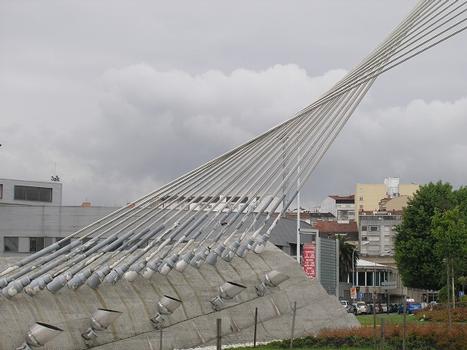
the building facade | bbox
[0,178,62,206]
[355,177,419,224]
[0,204,117,254]
[359,210,402,257]
[320,195,355,223]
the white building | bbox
[0,178,62,206]
[0,204,117,254]
[320,195,355,223]
[359,210,402,257]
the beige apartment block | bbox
[355,182,419,223]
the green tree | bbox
[338,235,358,282]
[395,182,456,290]
[432,206,467,284]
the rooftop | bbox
[314,220,358,233]
[329,194,355,203]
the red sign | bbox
[302,242,316,279]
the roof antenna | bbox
[51,162,60,182]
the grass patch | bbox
[356,313,420,326]
[356,306,466,326]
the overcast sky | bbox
[1,0,466,208]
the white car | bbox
[354,301,368,314]
[340,300,349,308]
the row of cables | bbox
[1,0,466,298]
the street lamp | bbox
[81,308,122,340]
[17,322,63,349]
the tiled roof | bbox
[314,220,358,233]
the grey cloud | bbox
[304,96,467,207]
[0,0,466,208]
[67,64,347,202]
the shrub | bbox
[415,306,467,322]
[231,323,467,350]
[315,324,466,350]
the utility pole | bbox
[452,264,456,309]
[447,260,452,331]
[373,262,377,350]
[289,301,297,349]
[402,290,407,350]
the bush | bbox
[415,305,467,322]
[233,324,466,350]
[231,322,467,350]
[315,324,466,350]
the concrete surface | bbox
[0,243,359,349]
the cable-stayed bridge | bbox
[0,2,466,348]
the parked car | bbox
[368,303,383,314]
[340,300,357,314]
[408,303,423,314]
[380,303,388,313]
[354,301,369,314]
[398,302,422,314]
[389,304,399,313]
[348,304,357,314]
[375,303,383,313]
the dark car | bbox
[340,300,357,314]
[347,304,357,314]
[389,304,399,313]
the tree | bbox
[432,206,467,306]
[338,235,359,283]
[432,207,467,281]
[395,182,453,290]
[395,182,467,290]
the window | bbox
[359,205,364,209]
[14,186,52,202]
[289,243,304,260]
[30,237,45,253]
[370,226,379,232]
[359,196,363,201]
[366,271,374,286]
[380,271,388,284]
[357,271,365,286]
[361,225,368,231]
[4,237,19,252]
[0,184,3,199]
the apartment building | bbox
[355,177,419,224]
[320,195,355,223]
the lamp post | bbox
[296,143,301,264]
[352,249,356,287]
[373,260,377,344]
